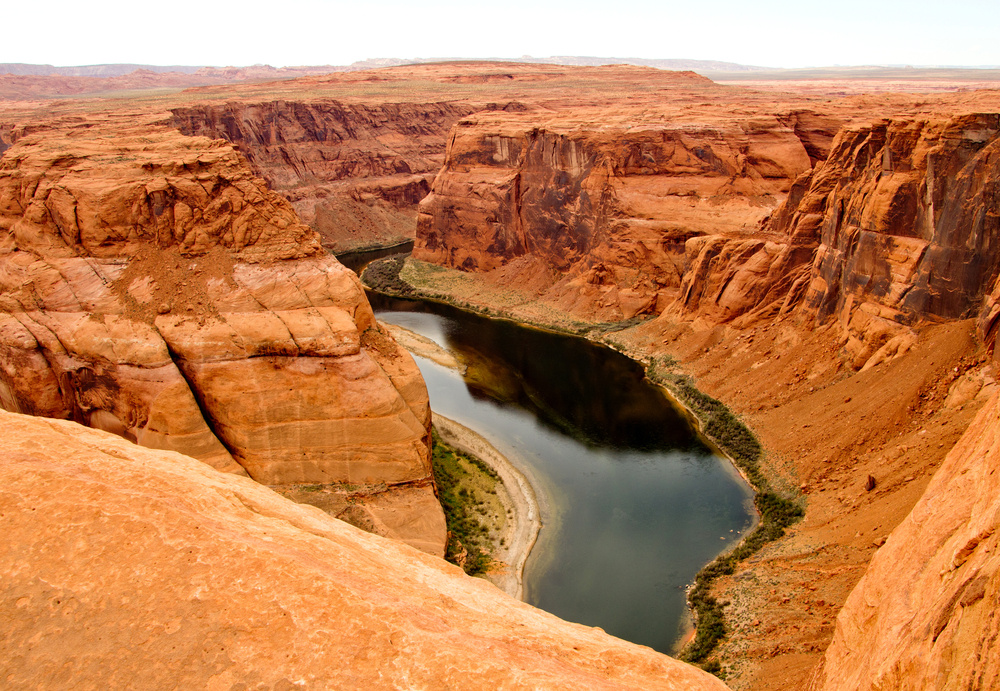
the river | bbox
[366,291,754,654]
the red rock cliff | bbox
[812,391,1000,690]
[0,113,444,555]
[760,113,1000,368]
[414,108,841,321]
[171,100,475,251]
[416,105,1000,367]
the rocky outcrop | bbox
[414,110,830,321]
[813,391,1000,690]
[0,116,444,555]
[766,114,1000,367]
[171,101,475,252]
[416,105,1000,371]
[0,409,727,690]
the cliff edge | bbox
[814,391,1000,690]
[0,409,726,690]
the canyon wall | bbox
[171,100,475,252]
[416,109,1000,366]
[414,109,842,322]
[0,116,444,555]
[762,113,1000,368]
[0,409,727,690]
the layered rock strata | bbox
[414,108,839,322]
[0,116,444,555]
[761,113,1000,368]
[171,101,474,252]
[0,409,727,690]
[416,106,1000,370]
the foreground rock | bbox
[814,392,1000,690]
[0,410,726,691]
[0,114,444,555]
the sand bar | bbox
[379,318,543,599]
[433,413,541,600]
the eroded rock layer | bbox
[171,100,475,252]
[0,114,444,555]
[414,110,829,322]
[0,410,726,690]
[415,98,1000,371]
[763,114,1000,368]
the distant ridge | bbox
[344,56,770,72]
[0,57,769,79]
[0,63,206,77]
[4,59,999,86]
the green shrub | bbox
[361,256,416,296]
[430,429,500,577]
[654,370,804,663]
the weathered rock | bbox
[0,410,727,691]
[0,115,444,555]
[416,100,1000,374]
[770,114,1000,366]
[414,111,821,322]
[814,392,1000,690]
[171,101,475,252]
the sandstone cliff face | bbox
[171,101,474,252]
[416,106,1000,370]
[0,410,727,691]
[414,110,833,321]
[0,116,444,555]
[813,391,1000,690]
[762,114,1000,367]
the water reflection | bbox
[370,292,753,653]
[369,294,702,452]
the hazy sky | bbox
[5,0,998,69]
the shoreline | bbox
[374,316,543,601]
[432,413,542,601]
[333,237,415,257]
[368,257,792,664]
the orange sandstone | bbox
[0,409,726,691]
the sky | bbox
[5,0,999,69]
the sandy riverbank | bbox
[378,318,542,600]
[433,414,541,600]
[381,322,466,373]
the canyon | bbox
[3,62,1000,688]
[0,110,444,556]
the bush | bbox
[654,370,804,663]
[361,256,416,296]
[430,429,499,577]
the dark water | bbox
[336,240,415,274]
[369,292,754,654]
